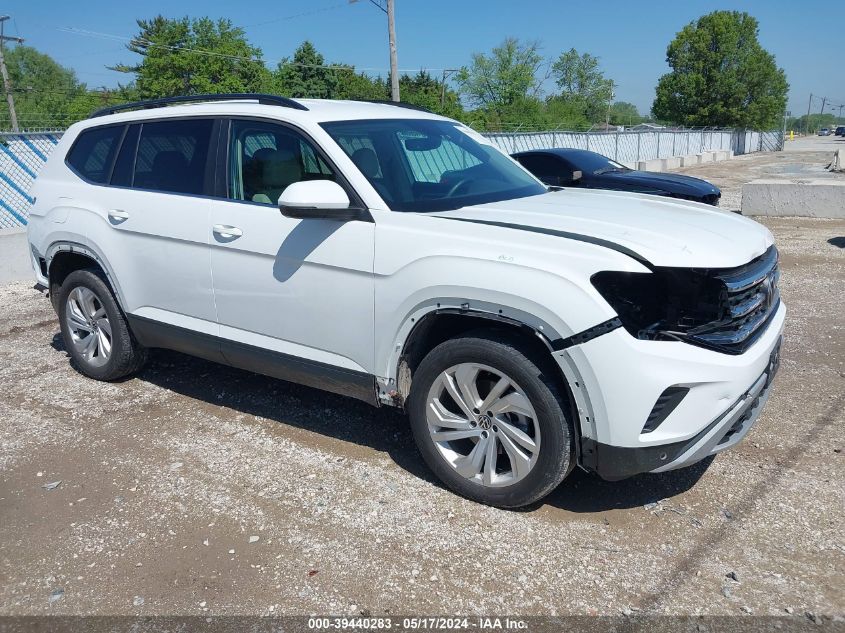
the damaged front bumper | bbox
[580,336,782,481]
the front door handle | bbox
[108,209,130,224]
[212,224,243,239]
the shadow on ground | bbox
[51,333,709,514]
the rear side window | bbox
[66,125,124,183]
[516,154,563,179]
[133,119,213,195]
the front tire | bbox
[408,332,573,508]
[57,268,147,381]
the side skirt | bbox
[127,315,379,406]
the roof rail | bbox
[89,93,309,118]
[359,100,434,114]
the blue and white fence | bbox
[0,132,61,229]
[0,128,783,229]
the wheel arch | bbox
[46,242,126,312]
[387,305,587,471]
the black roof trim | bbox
[90,93,308,118]
[358,100,434,113]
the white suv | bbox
[27,94,784,508]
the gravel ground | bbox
[0,217,843,618]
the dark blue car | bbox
[512,148,722,206]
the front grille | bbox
[684,246,780,354]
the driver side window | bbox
[228,120,335,205]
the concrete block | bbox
[741,179,845,218]
[636,159,664,172]
[680,155,700,167]
[714,150,731,161]
[661,156,682,170]
[698,152,715,163]
[0,228,33,284]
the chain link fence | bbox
[483,129,784,164]
[0,128,783,229]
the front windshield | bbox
[321,119,546,212]
[572,151,629,175]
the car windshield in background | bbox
[321,119,546,212]
[569,151,630,175]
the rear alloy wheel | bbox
[408,332,573,508]
[57,269,147,381]
[65,286,113,368]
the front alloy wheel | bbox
[408,332,573,508]
[426,362,541,487]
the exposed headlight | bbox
[591,269,725,340]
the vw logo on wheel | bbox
[477,414,493,430]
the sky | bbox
[4,0,843,119]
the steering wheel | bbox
[446,178,473,197]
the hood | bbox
[597,170,720,195]
[431,189,772,268]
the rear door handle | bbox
[108,209,130,223]
[212,224,243,239]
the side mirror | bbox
[571,170,583,183]
[278,180,364,221]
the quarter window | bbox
[132,119,213,195]
[66,125,124,184]
[228,119,335,205]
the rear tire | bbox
[57,268,147,381]
[407,331,573,508]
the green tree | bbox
[333,70,388,101]
[397,70,463,118]
[551,48,613,122]
[0,45,127,129]
[275,41,339,98]
[608,101,642,126]
[114,16,272,97]
[787,113,837,133]
[652,11,788,128]
[456,38,546,109]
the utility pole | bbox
[363,0,399,102]
[805,93,813,136]
[605,80,615,130]
[386,0,399,102]
[0,16,24,133]
[819,95,827,130]
[440,68,459,109]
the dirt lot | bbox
[673,135,845,212]
[1,188,843,616]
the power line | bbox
[58,26,450,75]
[244,1,356,28]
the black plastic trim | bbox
[551,318,622,351]
[126,315,378,405]
[435,217,652,266]
[90,93,308,118]
[358,100,434,113]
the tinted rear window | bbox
[66,125,125,183]
[133,119,214,195]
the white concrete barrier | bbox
[661,157,682,170]
[0,228,33,284]
[680,155,700,167]
[636,159,665,172]
[741,179,845,218]
[698,152,715,164]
